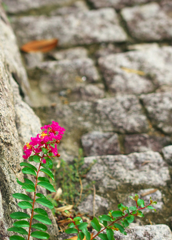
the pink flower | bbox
[42,159,46,164]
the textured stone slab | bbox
[12,8,128,47]
[3,0,77,13]
[99,46,172,94]
[89,0,155,10]
[81,131,120,156]
[140,92,172,134]
[113,225,172,240]
[121,3,172,41]
[162,145,172,165]
[30,58,99,93]
[84,151,170,190]
[124,134,171,154]
[78,194,109,216]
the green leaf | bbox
[91,217,101,232]
[44,157,53,169]
[16,178,24,186]
[13,193,33,202]
[38,177,50,183]
[33,155,41,163]
[35,198,54,209]
[20,162,37,172]
[34,208,48,216]
[147,206,156,210]
[31,231,50,239]
[73,217,82,221]
[10,236,25,240]
[7,227,28,235]
[10,212,30,219]
[40,168,54,181]
[99,215,111,221]
[32,223,47,231]
[106,228,114,240]
[126,215,135,223]
[37,181,55,192]
[82,228,91,240]
[68,223,75,228]
[24,178,34,186]
[111,210,123,218]
[18,201,33,209]
[137,199,144,208]
[129,206,137,211]
[121,219,129,228]
[78,232,85,240]
[137,210,144,218]
[65,228,78,234]
[78,222,88,230]
[42,148,48,154]
[29,156,34,161]
[98,234,108,240]
[114,223,125,233]
[22,183,35,192]
[13,220,30,228]
[36,193,46,198]
[22,167,36,176]
[33,214,52,225]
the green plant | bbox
[65,195,157,240]
[8,121,65,240]
[54,148,96,207]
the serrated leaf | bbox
[114,223,124,233]
[22,183,35,192]
[91,217,101,232]
[111,210,123,218]
[7,227,28,235]
[36,193,46,198]
[34,208,48,216]
[18,201,33,209]
[10,236,25,240]
[99,215,111,221]
[33,214,52,225]
[31,231,50,239]
[22,167,36,176]
[40,168,54,181]
[78,222,88,230]
[38,177,50,183]
[32,223,47,231]
[106,228,114,240]
[20,162,37,171]
[65,228,78,234]
[37,181,55,192]
[33,155,41,163]
[42,148,48,154]
[10,212,30,219]
[98,234,108,240]
[13,220,30,228]
[126,215,135,223]
[35,198,54,209]
[13,193,33,202]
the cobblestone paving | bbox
[3,0,172,236]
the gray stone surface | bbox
[11,8,128,47]
[89,0,155,10]
[78,194,109,216]
[84,151,170,190]
[162,145,172,165]
[121,3,172,41]
[81,131,120,156]
[99,46,172,94]
[113,224,172,240]
[124,134,171,154]
[140,92,172,134]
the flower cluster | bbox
[23,121,65,161]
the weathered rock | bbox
[78,194,109,216]
[99,46,172,94]
[161,0,172,17]
[124,134,171,154]
[3,0,78,14]
[113,224,172,240]
[84,151,170,191]
[11,8,128,47]
[95,43,122,58]
[29,58,99,94]
[121,3,172,41]
[162,145,172,165]
[24,52,44,69]
[140,92,172,134]
[89,0,155,10]
[81,131,120,156]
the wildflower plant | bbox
[8,121,157,240]
[8,121,65,240]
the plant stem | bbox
[27,162,41,240]
[90,203,151,240]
